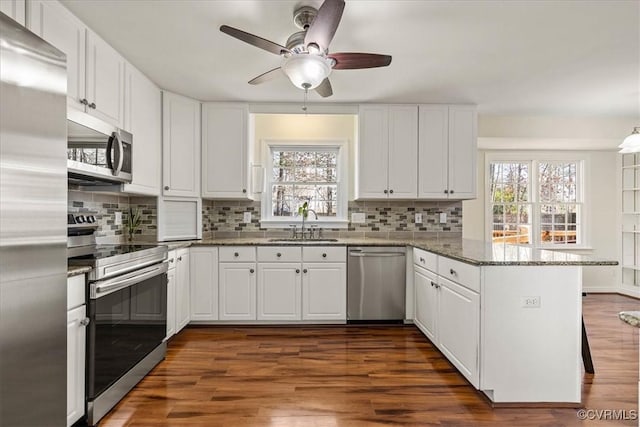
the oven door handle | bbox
[91,262,168,299]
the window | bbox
[488,156,585,247]
[262,142,348,227]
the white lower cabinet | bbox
[414,265,438,342]
[257,263,301,321]
[66,274,87,427]
[166,266,176,339]
[302,263,346,321]
[219,262,257,320]
[190,247,219,321]
[175,248,191,332]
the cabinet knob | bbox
[178,256,182,261]
[420,257,425,263]
[430,281,436,287]
[296,269,300,273]
[322,253,327,258]
[79,98,88,106]
[242,189,247,193]
[234,252,239,257]
[435,283,440,289]
[444,189,449,194]
[383,189,388,194]
[169,258,174,263]
[250,268,255,273]
[277,253,282,257]
[89,102,96,109]
[80,318,90,326]
[450,268,456,276]
[164,186,170,190]
[303,269,308,273]
[450,190,455,194]
[389,189,394,194]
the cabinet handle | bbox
[89,102,96,109]
[277,253,282,258]
[164,185,170,191]
[303,269,308,273]
[80,318,90,326]
[444,189,449,194]
[389,189,394,194]
[234,252,239,257]
[79,98,88,106]
[322,253,327,258]
[383,189,388,194]
[250,268,255,273]
[242,189,247,193]
[178,256,182,261]
[296,269,300,273]
[450,268,456,276]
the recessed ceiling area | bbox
[61,0,639,117]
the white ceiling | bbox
[61,0,639,117]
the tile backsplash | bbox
[203,200,462,239]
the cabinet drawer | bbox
[303,246,346,263]
[257,246,302,263]
[67,275,85,310]
[219,246,256,262]
[438,256,480,293]
[413,248,437,272]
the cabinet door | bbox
[219,262,256,320]
[85,30,125,128]
[437,276,479,387]
[27,0,86,111]
[447,105,477,199]
[175,249,191,332]
[166,267,176,339]
[357,105,389,199]
[414,266,438,342]
[302,263,346,321]
[202,103,249,199]
[162,91,200,197]
[123,64,161,196]
[257,263,301,321]
[190,247,219,321]
[418,105,449,198]
[388,105,418,199]
[1,0,26,25]
[67,305,86,427]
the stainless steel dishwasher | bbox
[347,247,406,322]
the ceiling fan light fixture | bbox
[281,54,332,90]
[619,127,640,153]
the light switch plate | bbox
[243,212,252,223]
[439,212,447,223]
[351,212,366,223]
[115,211,122,225]
[415,213,423,224]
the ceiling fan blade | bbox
[248,67,283,85]
[220,25,289,56]
[304,0,345,51]
[329,52,392,70]
[315,78,333,98]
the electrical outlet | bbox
[351,212,366,223]
[521,296,541,308]
[115,211,122,225]
[243,212,252,223]
[415,213,423,224]
[439,212,447,224]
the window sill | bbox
[535,245,594,251]
[260,219,349,229]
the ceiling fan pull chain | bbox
[302,83,310,113]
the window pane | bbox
[272,167,294,182]
[272,185,293,216]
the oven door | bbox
[87,262,167,399]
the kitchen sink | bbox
[267,238,339,243]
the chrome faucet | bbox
[296,207,318,240]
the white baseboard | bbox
[617,287,640,299]
[582,286,619,293]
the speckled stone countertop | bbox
[67,265,92,277]
[619,311,640,328]
[168,237,618,267]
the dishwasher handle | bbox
[349,251,405,257]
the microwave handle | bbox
[106,134,115,172]
[114,134,124,176]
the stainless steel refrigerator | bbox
[0,13,68,426]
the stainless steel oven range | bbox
[69,242,168,426]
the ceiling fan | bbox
[220,0,392,98]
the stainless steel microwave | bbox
[67,110,132,185]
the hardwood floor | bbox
[100,294,638,427]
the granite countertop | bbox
[67,265,92,277]
[619,311,640,328]
[178,237,618,267]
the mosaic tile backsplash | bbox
[203,200,463,239]
[68,191,157,243]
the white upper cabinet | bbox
[27,1,125,128]
[357,104,418,199]
[201,102,252,199]
[123,64,161,196]
[1,0,26,25]
[418,105,477,199]
[162,91,200,198]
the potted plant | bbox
[125,207,142,242]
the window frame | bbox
[260,139,349,228]
[485,152,589,249]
